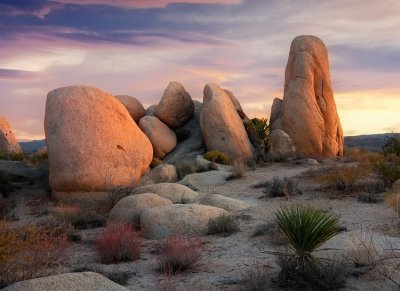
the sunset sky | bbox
[1,0,399,141]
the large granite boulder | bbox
[200,83,254,162]
[44,86,153,199]
[0,116,21,153]
[224,89,250,122]
[164,101,205,164]
[115,95,145,123]
[132,183,199,203]
[141,204,228,239]
[268,129,296,161]
[3,272,128,291]
[138,116,177,159]
[108,193,173,224]
[155,81,194,128]
[270,35,344,158]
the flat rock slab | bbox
[3,272,129,291]
[140,204,228,239]
[178,170,229,191]
[0,160,38,180]
[133,183,199,203]
[199,194,250,212]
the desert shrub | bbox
[95,221,141,264]
[344,147,385,165]
[226,159,247,181]
[244,118,269,162]
[240,262,272,291]
[151,157,163,168]
[157,235,202,274]
[375,162,400,188]
[357,192,384,203]
[255,176,301,198]
[0,221,68,287]
[386,194,400,217]
[348,237,380,269]
[275,205,340,271]
[175,162,196,179]
[51,202,106,229]
[315,164,369,193]
[0,199,16,220]
[382,134,400,157]
[28,151,48,165]
[204,150,230,165]
[0,151,25,161]
[207,214,240,236]
[174,127,191,142]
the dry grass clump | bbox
[95,221,141,264]
[240,262,272,291]
[344,147,385,165]
[386,194,400,217]
[207,214,240,236]
[0,221,68,288]
[226,159,248,181]
[253,176,301,198]
[157,235,202,274]
[314,164,370,194]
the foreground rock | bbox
[139,164,178,186]
[0,160,40,181]
[178,170,229,191]
[115,95,145,122]
[155,81,194,128]
[3,272,129,291]
[108,193,173,224]
[138,116,177,159]
[44,86,152,198]
[141,204,228,239]
[133,183,199,203]
[200,83,254,162]
[199,194,250,212]
[164,101,205,164]
[270,35,344,158]
[0,116,21,153]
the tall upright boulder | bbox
[44,86,153,198]
[155,81,194,128]
[270,35,344,158]
[200,83,254,161]
[0,116,21,153]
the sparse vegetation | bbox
[175,162,196,179]
[95,221,141,264]
[375,162,400,188]
[0,221,68,288]
[157,235,202,274]
[204,150,230,165]
[207,214,240,236]
[151,157,163,168]
[0,199,16,220]
[240,262,272,291]
[357,192,384,203]
[0,151,25,161]
[382,134,400,157]
[226,159,247,181]
[254,176,301,198]
[244,118,270,162]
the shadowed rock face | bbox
[115,95,145,123]
[0,116,21,153]
[44,85,153,193]
[200,83,254,162]
[271,35,344,158]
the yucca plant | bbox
[275,205,340,271]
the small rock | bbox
[132,183,199,203]
[199,194,250,212]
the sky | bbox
[0,0,399,141]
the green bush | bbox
[375,162,400,188]
[207,214,239,236]
[275,205,340,271]
[382,134,400,157]
[204,150,230,165]
[244,118,270,162]
[174,127,191,142]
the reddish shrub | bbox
[157,235,202,274]
[95,221,141,264]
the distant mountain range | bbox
[18,133,396,154]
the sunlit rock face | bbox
[0,116,21,153]
[270,35,344,158]
[200,83,254,162]
[155,81,194,128]
[44,85,153,197]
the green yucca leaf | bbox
[275,205,340,265]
